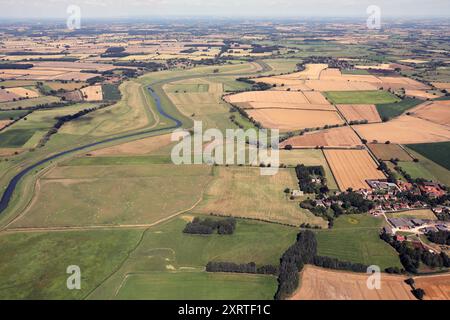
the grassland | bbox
[403,148,450,186]
[376,98,422,120]
[101,84,121,101]
[115,272,276,300]
[0,229,143,299]
[407,142,450,171]
[196,166,328,228]
[0,110,29,120]
[324,90,401,105]
[89,216,296,299]
[0,129,35,147]
[386,210,437,220]
[315,215,402,270]
[279,149,338,190]
[398,161,438,182]
[9,163,213,228]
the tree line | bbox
[206,262,278,275]
[183,217,237,235]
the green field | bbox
[89,216,296,299]
[164,83,209,93]
[407,142,450,171]
[398,161,438,182]
[376,98,422,120]
[0,229,143,299]
[324,90,401,105]
[197,166,328,228]
[65,155,173,166]
[315,215,402,270]
[10,164,213,228]
[116,272,276,300]
[0,129,35,147]
[403,147,450,186]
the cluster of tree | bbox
[427,230,450,245]
[251,45,280,54]
[349,120,369,125]
[235,78,272,91]
[334,192,375,214]
[206,262,278,275]
[275,230,317,300]
[0,63,33,69]
[101,47,130,58]
[228,114,244,130]
[227,103,262,129]
[380,231,450,273]
[183,217,237,235]
[295,165,327,194]
[377,161,398,184]
[297,56,352,70]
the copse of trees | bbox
[183,217,237,235]
[295,165,326,194]
[206,262,278,275]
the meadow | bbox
[315,215,402,270]
[89,216,297,299]
[376,98,422,120]
[407,141,450,171]
[0,229,143,299]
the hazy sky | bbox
[0,0,449,19]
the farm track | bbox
[0,61,270,219]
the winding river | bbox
[0,86,182,214]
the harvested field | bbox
[247,108,344,132]
[378,76,430,90]
[319,68,342,78]
[80,85,103,101]
[414,274,450,300]
[324,149,385,191]
[405,90,441,100]
[306,80,378,91]
[226,91,310,104]
[290,266,415,300]
[90,134,173,156]
[243,102,335,111]
[354,115,450,144]
[0,88,20,102]
[282,63,328,80]
[408,100,450,126]
[45,82,86,91]
[367,144,413,161]
[6,87,39,98]
[0,120,12,130]
[197,166,328,228]
[303,91,330,105]
[336,104,382,123]
[281,126,362,148]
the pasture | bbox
[324,149,385,191]
[89,216,297,299]
[376,98,422,120]
[367,143,413,161]
[315,215,402,270]
[0,229,143,299]
[407,142,450,171]
[196,166,328,228]
[9,163,213,228]
[324,90,400,105]
[115,272,277,300]
[405,147,450,186]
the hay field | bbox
[9,164,213,228]
[90,134,173,156]
[354,115,450,144]
[290,266,415,300]
[336,104,382,123]
[247,109,344,132]
[414,274,450,300]
[367,144,413,161]
[80,85,103,101]
[408,100,450,126]
[196,166,328,228]
[324,150,385,191]
[281,126,362,148]
[405,90,441,100]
